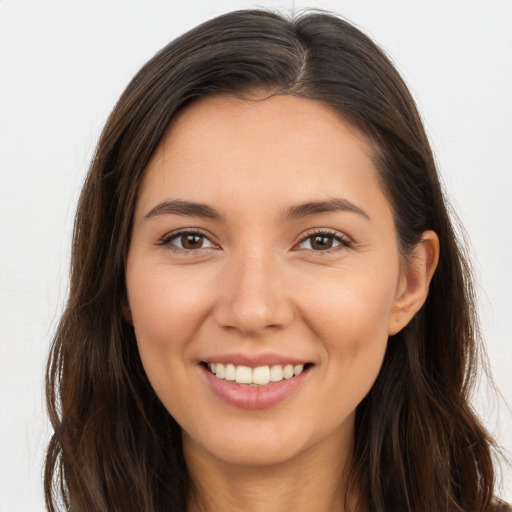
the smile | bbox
[200,360,313,409]
[206,362,307,386]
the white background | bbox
[0,1,511,510]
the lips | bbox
[199,357,313,410]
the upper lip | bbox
[200,352,311,368]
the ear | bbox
[388,230,439,335]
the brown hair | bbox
[45,9,497,512]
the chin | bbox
[183,421,315,468]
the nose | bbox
[213,251,294,337]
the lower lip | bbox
[200,365,310,410]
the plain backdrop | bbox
[1,1,511,510]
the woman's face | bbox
[126,94,418,468]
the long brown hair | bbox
[45,9,496,511]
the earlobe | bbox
[388,230,439,335]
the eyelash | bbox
[158,228,352,253]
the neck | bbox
[184,429,359,512]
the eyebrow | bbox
[284,198,370,221]
[144,199,221,220]
[143,197,370,222]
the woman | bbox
[44,9,509,512]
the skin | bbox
[125,94,439,512]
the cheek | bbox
[128,264,212,344]
[126,277,209,428]
[301,311,387,431]
[126,263,214,398]
[301,265,398,346]
[296,263,398,400]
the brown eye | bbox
[180,234,205,250]
[163,231,216,251]
[310,235,334,250]
[297,231,351,252]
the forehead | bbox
[136,94,388,220]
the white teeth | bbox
[252,366,270,385]
[225,363,236,381]
[207,362,308,385]
[283,364,294,379]
[269,365,283,382]
[235,365,252,384]
[216,363,225,378]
